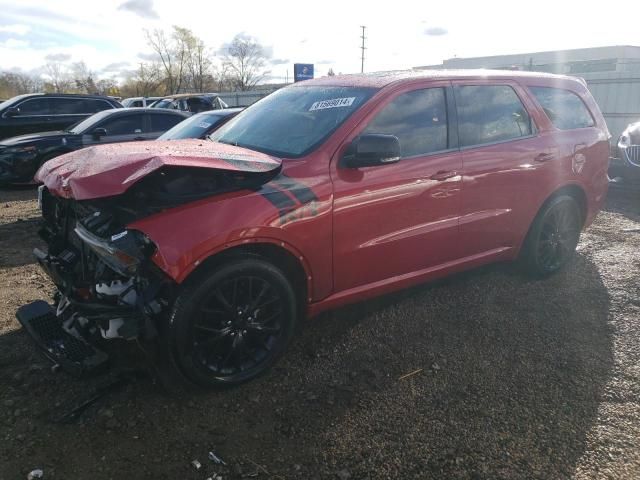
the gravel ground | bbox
[0,185,638,480]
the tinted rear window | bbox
[456,85,534,147]
[150,114,184,132]
[530,86,594,130]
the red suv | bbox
[19,70,610,387]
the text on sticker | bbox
[309,97,356,111]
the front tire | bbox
[521,195,582,277]
[167,256,298,388]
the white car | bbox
[121,96,162,108]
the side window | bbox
[150,114,183,132]
[363,88,448,157]
[84,99,114,113]
[99,115,144,136]
[49,98,87,114]
[187,97,211,113]
[16,98,51,115]
[456,85,534,147]
[529,87,594,130]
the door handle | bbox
[534,152,555,162]
[430,170,458,181]
[134,136,146,141]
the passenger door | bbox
[6,97,55,137]
[48,98,93,131]
[453,81,548,258]
[331,84,463,292]
[81,113,147,146]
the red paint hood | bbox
[35,139,282,200]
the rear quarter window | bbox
[529,86,594,130]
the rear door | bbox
[48,98,94,131]
[148,113,184,138]
[81,113,146,146]
[453,81,548,258]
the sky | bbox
[0,0,639,84]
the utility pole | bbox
[360,25,367,73]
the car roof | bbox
[116,107,189,115]
[90,108,189,121]
[292,69,583,89]
[23,92,119,100]
[157,93,214,100]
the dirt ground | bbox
[0,185,639,480]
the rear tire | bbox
[166,256,298,388]
[520,195,582,277]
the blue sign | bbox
[294,63,314,82]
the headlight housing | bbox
[74,223,153,276]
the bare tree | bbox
[186,35,212,92]
[120,62,164,97]
[223,35,268,91]
[71,61,97,94]
[145,26,199,94]
[44,62,72,93]
[0,71,43,98]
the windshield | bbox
[210,86,376,157]
[158,111,238,140]
[68,110,112,134]
[152,99,175,109]
[121,98,139,107]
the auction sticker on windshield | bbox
[309,97,356,111]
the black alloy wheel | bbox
[168,257,297,387]
[522,195,582,277]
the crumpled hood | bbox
[1,130,68,146]
[35,139,282,200]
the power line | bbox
[360,26,367,73]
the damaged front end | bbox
[17,187,171,376]
[17,140,283,377]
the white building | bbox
[416,46,640,140]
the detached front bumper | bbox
[17,246,150,376]
[15,300,109,376]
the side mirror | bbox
[4,107,19,117]
[341,134,401,168]
[92,127,107,139]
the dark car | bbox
[22,70,609,388]
[0,108,188,184]
[611,121,640,184]
[0,93,122,141]
[150,94,228,113]
[157,108,243,140]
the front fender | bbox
[128,187,334,301]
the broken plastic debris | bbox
[191,460,202,470]
[208,450,227,465]
[27,469,44,480]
